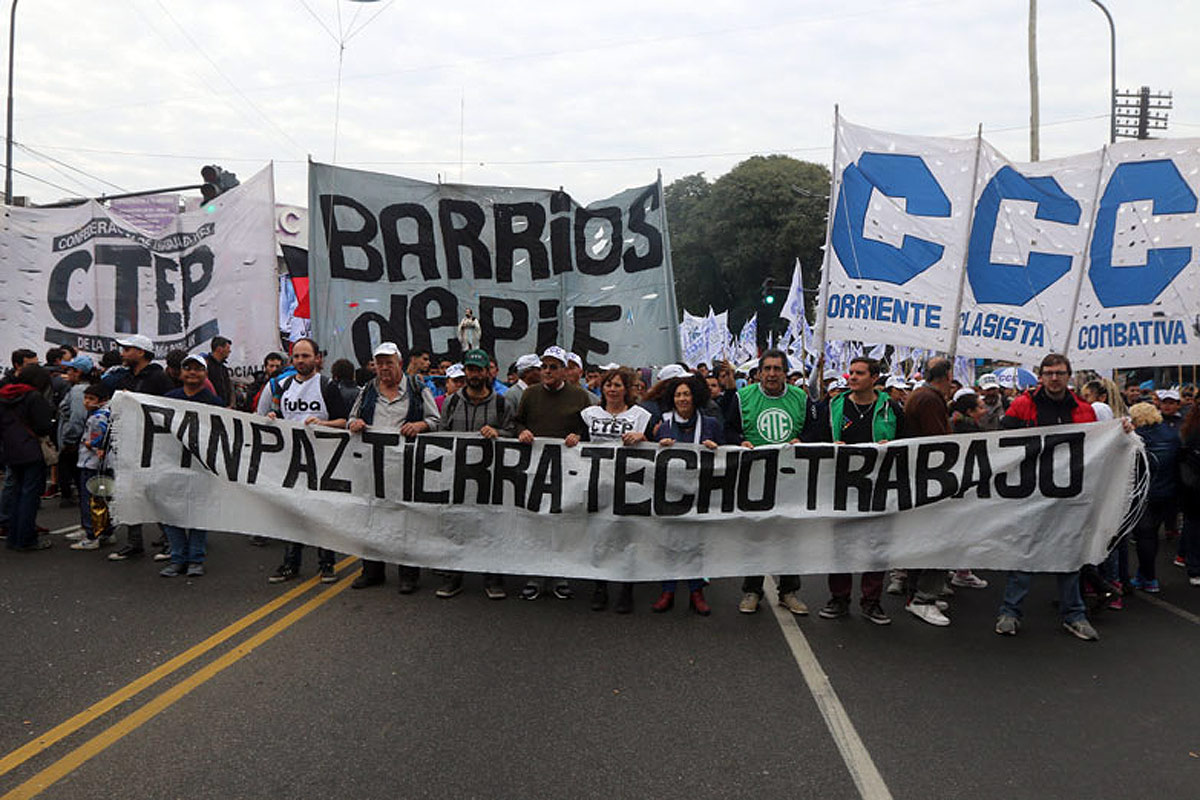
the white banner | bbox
[817,118,1200,368]
[307,163,681,371]
[820,121,978,351]
[0,166,279,377]
[110,392,1140,579]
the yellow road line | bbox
[2,570,359,800]
[0,556,358,778]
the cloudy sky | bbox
[4,1,1197,207]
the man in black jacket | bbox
[108,334,173,560]
[0,365,55,550]
[205,336,234,407]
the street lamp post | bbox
[1089,0,1116,144]
[5,0,17,204]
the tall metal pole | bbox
[1090,0,1116,144]
[5,0,17,204]
[1028,0,1040,161]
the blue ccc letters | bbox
[834,152,1197,308]
[967,166,1081,305]
[831,153,951,285]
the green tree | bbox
[664,155,830,342]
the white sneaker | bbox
[778,591,809,616]
[153,551,172,562]
[907,601,951,627]
[70,538,99,550]
[950,571,988,589]
[1189,576,1200,587]
[738,592,760,614]
[64,529,87,541]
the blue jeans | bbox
[0,468,17,527]
[999,571,1086,623]
[662,579,704,592]
[1103,538,1130,585]
[3,462,46,550]
[161,523,207,565]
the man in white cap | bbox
[346,341,440,592]
[1157,388,1183,431]
[513,345,591,600]
[108,334,175,561]
[884,375,909,404]
[566,351,599,405]
[502,354,542,426]
[976,372,1006,431]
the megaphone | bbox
[85,474,116,499]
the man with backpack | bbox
[346,342,439,592]
[263,338,349,584]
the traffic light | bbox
[200,165,240,203]
[761,277,777,305]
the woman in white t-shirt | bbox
[1081,379,1116,421]
[580,367,654,614]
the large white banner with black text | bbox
[110,392,1140,579]
[0,166,280,377]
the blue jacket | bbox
[653,411,725,445]
[1137,422,1180,500]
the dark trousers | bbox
[3,462,46,550]
[1182,513,1200,578]
[1134,498,1171,582]
[57,443,79,499]
[742,574,801,596]
[359,559,419,583]
[283,543,335,571]
[828,571,885,606]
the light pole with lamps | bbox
[1089,0,1117,144]
[5,0,17,204]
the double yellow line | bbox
[0,557,360,800]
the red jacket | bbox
[1004,387,1097,426]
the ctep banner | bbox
[818,119,1200,369]
[0,166,280,378]
[110,391,1140,579]
[307,162,682,371]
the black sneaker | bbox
[268,565,298,584]
[818,597,850,619]
[862,602,892,626]
[318,564,337,584]
[520,581,542,601]
[107,546,144,561]
[436,574,464,598]
[552,581,574,600]
[351,572,384,590]
[613,584,634,614]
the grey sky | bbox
[4,1,1196,207]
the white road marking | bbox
[49,525,82,536]
[1136,590,1200,625]
[765,576,893,800]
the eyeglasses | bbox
[1040,370,1069,377]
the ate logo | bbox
[756,408,794,444]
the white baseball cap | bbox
[515,354,542,373]
[566,352,583,369]
[540,345,568,365]
[977,373,1000,390]
[600,362,622,371]
[656,364,691,382]
[952,387,978,403]
[829,376,849,391]
[115,334,155,354]
[445,363,465,379]
[1158,388,1181,401]
[885,376,909,390]
[181,353,207,369]
[373,341,401,358]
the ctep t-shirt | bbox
[580,404,654,442]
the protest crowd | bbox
[2,333,1198,643]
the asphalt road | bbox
[2,500,1198,800]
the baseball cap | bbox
[566,352,583,369]
[977,373,1000,390]
[373,341,401,358]
[462,349,490,369]
[823,369,841,382]
[829,376,848,391]
[656,364,691,382]
[65,355,94,373]
[540,345,568,365]
[445,363,465,379]
[181,353,207,369]
[600,362,622,371]
[884,375,909,390]
[1157,388,1181,401]
[515,354,542,373]
[952,387,978,403]
[115,334,155,354]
